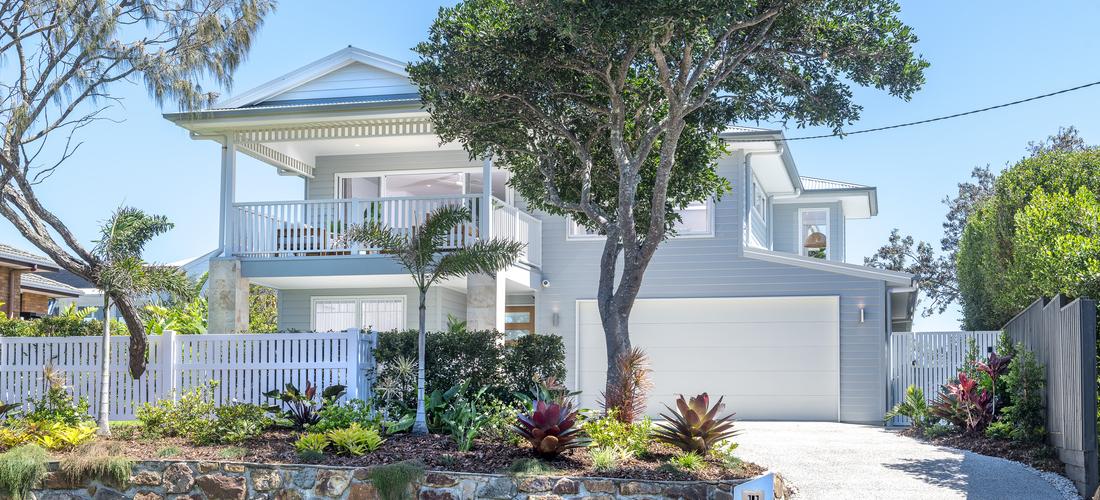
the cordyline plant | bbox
[347,205,523,434]
[410,0,928,401]
[931,372,992,434]
[975,352,1011,415]
[600,347,652,424]
[0,0,274,378]
[654,393,739,454]
[514,399,587,458]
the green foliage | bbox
[368,461,424,500]
[24,376,92,426]
[884,385,932,430]
[217,447,248,460]
[262,382,346,430]
[156,446,181,458]
[0,445,47,500]
[326,423,384,456]
[654,393,739,454]
[59,442,133,487]
[1001,345,1046,443]
[200,403,271,445]
[710,439,743,471]
[0,316,124,337]
[311,399,381,434]
[478,398,524,445]
[600,347,652,424]
[144,277,279,335]
[501,334,567,395]
[985,420,1014,440]
[294,432,329,462]
[514,400,587,457]
[505,458,557,476]
[590,446,626,473]
[437,386,491,451]
[136,382,270,445]
[248,285,280,333]
[584,410,652,458]
[0,421,97,451]
[922,422,955,439]
[668,452,704,472]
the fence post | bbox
[345,328,361,400]
[160,330,178,401]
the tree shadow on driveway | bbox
[883,451,1063,500]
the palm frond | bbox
[417,205,473,247]
[94,206,174,261]
[432,239,525,283]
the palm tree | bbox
[92,207,192,435]
[348,205,523,434]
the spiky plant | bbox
[348,205,524,434]
[600,347,652,423]
[884,384,932,429]
[514,400,587,457]
[654,393,739,454]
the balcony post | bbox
[218,134,238,257]
[480,154,492,241]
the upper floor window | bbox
[752,176,767,221]
[799,208,829,259]
[566,200,714,239]
[337,169,509,201]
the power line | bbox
[732,79,1100,142]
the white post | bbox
[345,328,361,401]
[480,155,493,241]
[349,199,361,255]
[219,135,238,257]
[160,330,178,401]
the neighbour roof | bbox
[20,273,81,297]
[0,244,60,271]
[800,176,869,191]
[38,269,94,289]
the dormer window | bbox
[799,208,829,259]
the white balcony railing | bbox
[228,195,541,267]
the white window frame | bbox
[797,207,830,259]
[751,174,767,222]
[566,199,715,240]
[334,168,513,204]
[309,295,407,332]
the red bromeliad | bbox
[514,400,587,457]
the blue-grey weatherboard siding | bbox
[772,201,846,262]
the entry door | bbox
[505,305,535,339]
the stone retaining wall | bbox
[30,460,784,499]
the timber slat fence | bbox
[0,329,377,421]
[1003,296,1097,496]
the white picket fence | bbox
[887,330,1001,425]
[0,330,377,421]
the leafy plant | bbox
[0,402,19,421]
[479,398,523,445]
[654,393,739,454]
[368,461,424,500]
[156,446,181,458]
[884,385,933,430]
[0,445,47,500]
[668,452,705,472]
[1001,345,1046,443]
[137,381,218,439]
[590,446,626,473]
[200,403,271,445]
[382,414,415,436]
[502,334,567,396]
[976,352,1012,415]
[506,458,557,476]
[24,366,92,426]
[311,399,381,433]
[600,347,652,424]
[294,432,329,462]
[585,409,651,458]
[710,439,743,471]
[326,423,384,456]
[514,400,587,457]
[515,376,580,410]
[923,422,955,439]
[30,421,97,451]
[59,442,133,487]
[439,385,491,451]
[217,447,248,460]
[263,382,346,430]
[931,372,992,434]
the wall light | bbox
[859,306,865,323]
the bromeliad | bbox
[653,393,739,454]
[514,400,587,457]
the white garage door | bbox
[576,296,840,421]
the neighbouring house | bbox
[0,244,81,319]
[163,47,916,424]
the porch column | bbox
[466,273,505,331]
[208,258,249,333]
[218,135,238,257]
[480,155,493,240]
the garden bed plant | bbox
[886,332,1061,473]
[0,331,768,499]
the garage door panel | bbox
[577,296,840,421]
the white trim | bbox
[743,247,914,285]
[333,167,510,202]
[573,295,842,423]
[797,207,830,259]
[564,199,716,241]
[218,47,410,109]
[309,294,407,332]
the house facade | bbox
[0,244,81,318]
[164,47,916,424]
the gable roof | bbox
[215,46,412,110]
[20,273,81,297]
[801,176,868,191]
[0,244,60,271]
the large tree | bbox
[0,0,273,376]
[410,0,927,392]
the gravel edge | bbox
[933,443,1081,500]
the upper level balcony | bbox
[228,195,542,267]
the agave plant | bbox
[654,393,739,454]
[514,400,587,457]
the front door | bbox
[504,305,535,339]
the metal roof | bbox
[800,176,870,191]
[0,244,59,270]
[20,273,81,297]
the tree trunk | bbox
[114,295,148,378]
[96,295,112,436]
[412,289,429,435]
[597,234,633,401]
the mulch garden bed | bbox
[71,430,765,482]
[897,427,1063,473]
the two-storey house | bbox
[165,47,916,423]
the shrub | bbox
[59,442,133,487]
[294,432,329,462]
[514,400,587,457]
[24,366,91,426]
[217,447,248,460]
[438,387,490,452]
[884,385,932,430]
[200,403,271,445]
[710,439,743,471]
[311,399,381,433]
[923,422,955,439]
[654,393,738,454]
[667,452,704,471]
[136,382,217,439]
[262,381,346,430]
[479,398,523,445]
[368,461,424,500]
[0,445,47,500]
[599,347,652,424]
[502,334,567,395]
[326,423,384,456]
[584,409,651,458]
[590,446,625,473]
[930,372,992,434]
[1002,344,1046,443]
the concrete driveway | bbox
[732,421,1076,500]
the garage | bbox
[575,296,840,421]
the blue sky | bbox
[8,1,1100,330]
